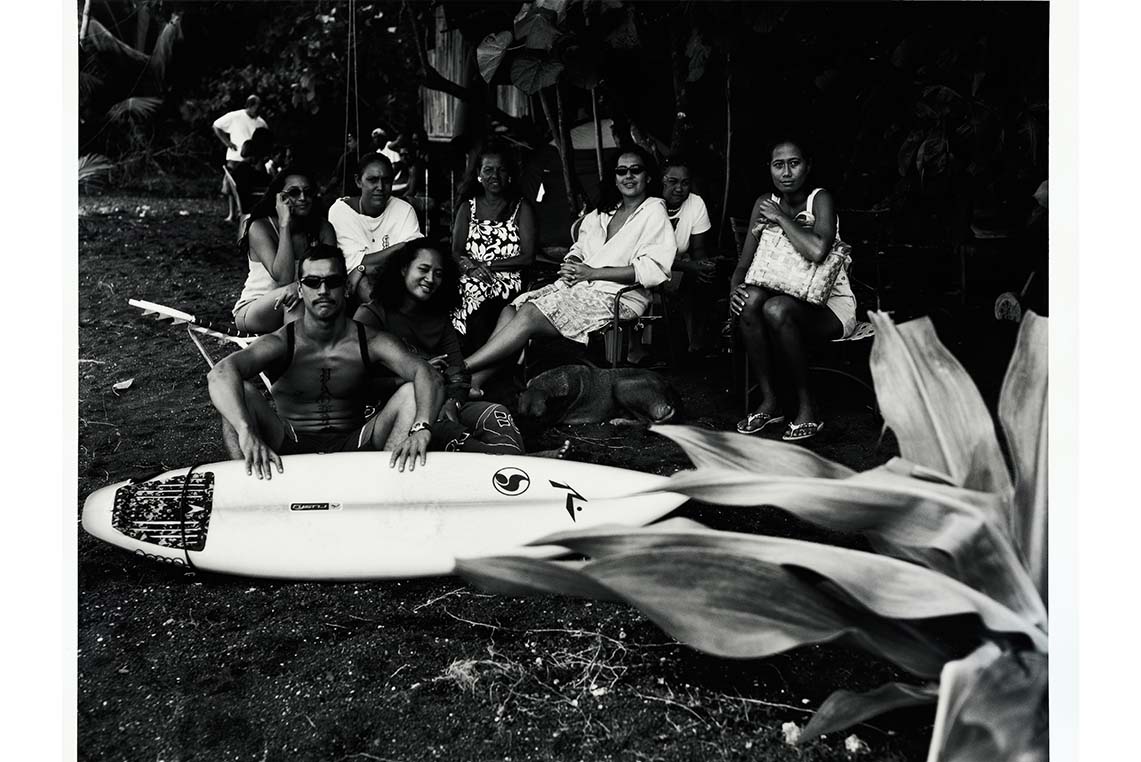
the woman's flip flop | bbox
[782,421,824,442]
[735,412,786,435]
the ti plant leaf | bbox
[868,311,1014,497]
[997,312,1048,600]
[801,680,940,740]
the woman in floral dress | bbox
[449,146,537,353]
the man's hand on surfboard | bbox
[390,429,430,473]
[238,427,283,480]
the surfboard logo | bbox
[492,467,530,496]
[549,481,587,521]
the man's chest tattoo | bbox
[317,367,333,426]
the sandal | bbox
[782,421,825,442]
[735,412,785,435]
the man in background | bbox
[213,94,269,221]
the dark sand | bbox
[78,195,1018,761]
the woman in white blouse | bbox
[463,146,676,394]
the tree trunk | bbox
[718,55,732,251]
[591,87,604,182]
[556,83,583,215]
[539,86,581,220]
[79,0,92,42]
[135,1,151,52]
[668,23,689,155]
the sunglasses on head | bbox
[614,165,645,177]
[284,187,315,199]
[299,274,347,290]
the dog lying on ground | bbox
[517,365,679,426]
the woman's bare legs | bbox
[234,285,302,334]
[736,285,782,417]
[760,295,842,425]
[466,303,560,392]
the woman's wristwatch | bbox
[408,421,432,437]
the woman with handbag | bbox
[727,139,857,442]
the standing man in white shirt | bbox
[213,94,269,221]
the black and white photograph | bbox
[61,0,1073,759]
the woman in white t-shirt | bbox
[328,153,423,303]
[462,146,676,395]
[661,157,717,355]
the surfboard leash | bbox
[176,462,206,572]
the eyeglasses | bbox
[284,187,316,199]
[299,274,347,290]
[614,165,645,177]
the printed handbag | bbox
[743,222,851,306]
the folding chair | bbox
[738,209,888,416]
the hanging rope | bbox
[341,0,361,195]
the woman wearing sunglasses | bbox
[354,238,530,456]
[462,145,676,394]
[232,168,336,334]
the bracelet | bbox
[408,421,432,436]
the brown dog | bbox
[517,365,679,425]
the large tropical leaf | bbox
[997,312,1048,599]
[800,680,939,740]
[928,645,1048,762]
[625,466,1045,629]
[868,312,1014,497]
[509,55,564,94]
[460,548,958,678]
[107,97,162,122]
[651,424,855,478]
[477,31,514,83]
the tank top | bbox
[232,219,321,314]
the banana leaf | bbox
[529,524,1046,650]
[868,312,1014,498]
[800,680,939,740]
[997,312,1048,599]
[459,549,958,677]
[651,424,856,478]
[625,466,1045,629]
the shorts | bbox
[276,413,382,455]
[512,281,639,344]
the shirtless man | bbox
[208,244,443,479]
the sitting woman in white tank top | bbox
[232,168,336,334]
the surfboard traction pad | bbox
[112,473,215,551]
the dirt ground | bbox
[77,195,1021,761]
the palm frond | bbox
[107,97,162,122]
[83,19,149,66]
[78,154,114,186]
[148,14,183,86]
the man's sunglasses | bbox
[284,187,316,199]
[614,165,645,177]
[299,274,347,290]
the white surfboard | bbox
[82,452,686,580]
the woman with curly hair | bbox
[354,239,527,455]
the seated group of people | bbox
[210,136,858,477]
